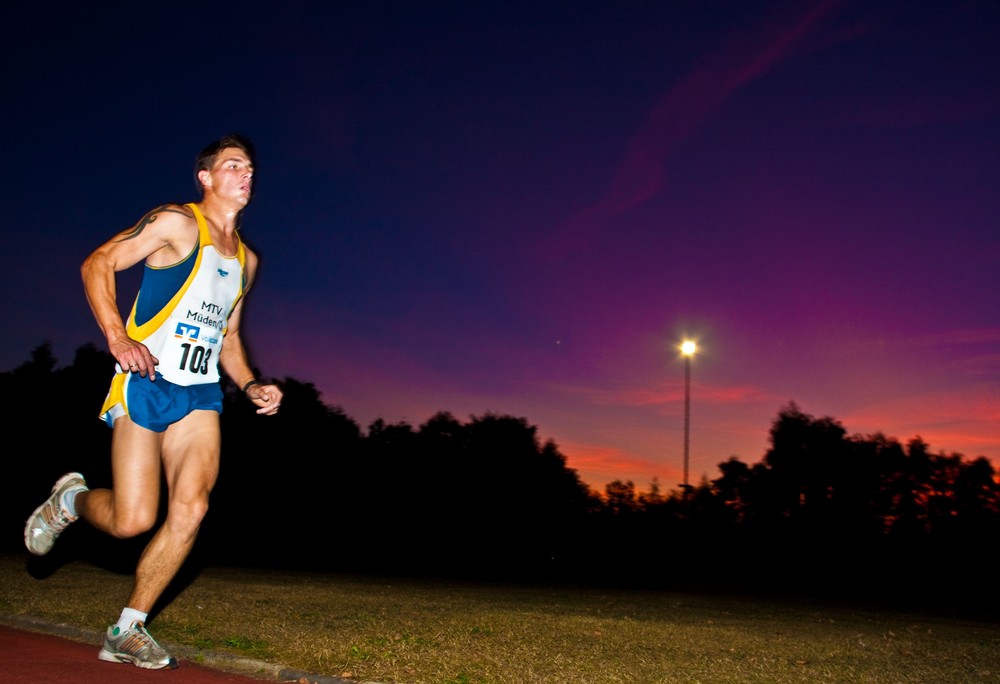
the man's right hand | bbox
[111,338,159,380]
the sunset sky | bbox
[3,1,997,493]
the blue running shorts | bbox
[100,374,223,432]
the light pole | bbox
[680,340,697,496]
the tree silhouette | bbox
[5,342,999,613]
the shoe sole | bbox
[98,648,178,670]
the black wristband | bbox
[242,380,262,393]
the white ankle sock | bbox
[116,607,148,631]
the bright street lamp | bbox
[680,340,697,496]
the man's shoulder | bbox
[131,204,201,264]
[135,203,199,235]
[147,202,196,222]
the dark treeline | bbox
[5,343,998,614]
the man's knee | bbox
[168,495,211,533]
[110,507,159,539]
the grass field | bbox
[2,552,998,683]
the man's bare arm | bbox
[218,250,281,415]
[80,204,193,378]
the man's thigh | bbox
[160,410,222,499]
[110,417,166,514]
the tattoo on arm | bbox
[115,204,190,242]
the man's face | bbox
[202,147,254,206]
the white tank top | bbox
[124,203,246,386]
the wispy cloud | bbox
[541,0,848,253]
[840,383,1000,458]
[550,380,778,409]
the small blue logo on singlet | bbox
[217,268,229,277]
[173,323,200,341]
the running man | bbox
[24,134,283,670]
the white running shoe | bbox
[98,620,178,670]
[23,472,88,555]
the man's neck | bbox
[196,196,243,234]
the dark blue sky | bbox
[3,0,997,491]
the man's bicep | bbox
[105,205,193,270]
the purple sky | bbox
[3,1,997,493]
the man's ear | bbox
[197,169,212,189]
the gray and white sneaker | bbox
[24,472,88,555]
[98,620,178,670]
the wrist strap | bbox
[243,379,262,393]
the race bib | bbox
[156,316,224,386]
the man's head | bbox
[194,134,256,197]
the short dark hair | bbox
[193,134,256,193]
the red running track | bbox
[0,623,302,683]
